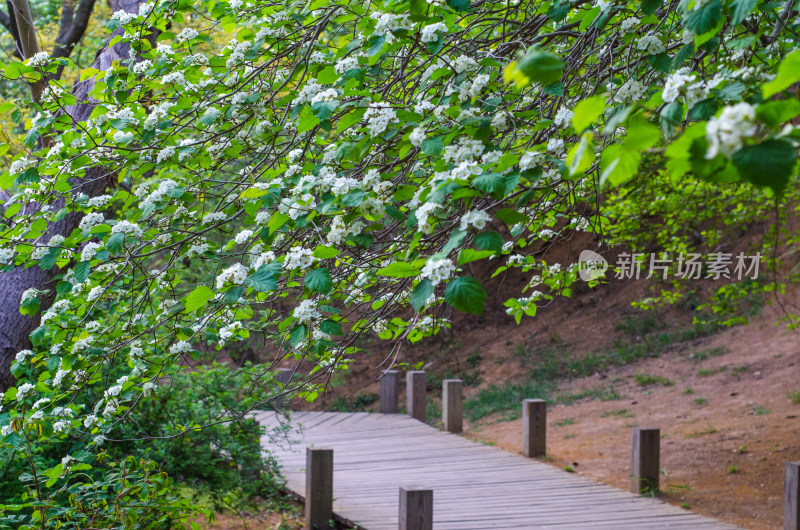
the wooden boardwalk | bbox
[257,411,738,529]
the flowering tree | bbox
[1,0,799,522]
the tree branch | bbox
[53,0,96,61]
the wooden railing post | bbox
[399,487,432,530]
[442,379,463,433]
[785,461,800,530]
[522,399,546,457]
[407,371,426,422]
[305,447,333,530]
[380,370,400,413]
[631,427,660,494]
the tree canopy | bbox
[1,0,799,524]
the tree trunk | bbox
[0,0,141,392]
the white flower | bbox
[409,127,426,148]
[87,286,103,301]
[27,51,50,67]
[216,262,248,288]
[421,259,456,287]
[176,27,198,41]
[491,112,509,131]
[133,59,152,75]
[83,414,97,428]
[334,56,360,74]
[620,17,639,32]
[111,220,143,238]
[284,247,316,270]
[161,71,186,86]
[293,299,321,325]
[81,242,103,262]
[421,22,448,43]
[454,56,478,73]
[143,382,156,396]
[15,350,32,364]
[79,212,105,232]
[460,210,491,231]
[17,383,35,400]
[519,151,544,170]
[636,35,664,55]
[662,70,696,103]
[202,212,227,224]
[616,79,646,103]
[87,195,112,208]
[416,202,439,233]
[169,340,193,354]
[234,230,253,244]
[53,421,70,434]
[547,138,565,156]
[157,146,176,163]
[705,103,757,159]
[554,107,574,128]
[363,102,398,137]
[111,9,137,24]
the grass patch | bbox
[686,425,718,438]
[694,397,707,406]
[554,418,575,426]
[601,408,634,419]
[634,374,673,387]
[790,392,800,405]
[752,405,770,416]
[683,387,693,395]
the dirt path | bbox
[467,310,800,529]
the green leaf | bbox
[289,324,307,348]
[473,173,505,196]
[298,105,320,133]
[223,285,246,304]
[685,0,722,35]
[457,249,496,265]
[313,245,340,259]
[182,286,215,313]
[377,262,421,278]
[495,208,528,227]
[641,0,663,15]
[600,145,641,186]
[756,99,800,127]
[305,268,333,294]
[410,279,434,312]
[567,133,594,176]
[246,264,280,291]
[312,100,338,121]
[624,116,660,151]
[571,95,605,132]
[732,140,797,196]
[366,35,385,56]
[317,65,337,84]
[516,49,564,85]
[763,50,800,99]
[474,231,504,251]
[729,0,756,25]
[421,137,444,157]
[106,232,124,254]
[446,0,470,10]
[444,276,488,315]
[74,261,91,283]
[268,212,290,234]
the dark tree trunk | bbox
[0,0,141,392]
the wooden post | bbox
[399,487,432,530]
[305,447,333,530]
[631,427,660,494]
[442,379,463,433]
[380,370,400,413]
[522,399,546,457]
[407,371,426,422]
[785,461,800,530]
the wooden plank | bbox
[258,412,735,530]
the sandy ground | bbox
[466,309,800,529]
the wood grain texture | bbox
[399,487,433,530]
[442,380,462,434]
[305,447,333,530]
[631,427,660,494]
[786,461,800,530]
[406,371,426,423]
[258,412,736,529]
[522,399,546,457]
[380,370,400,414]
